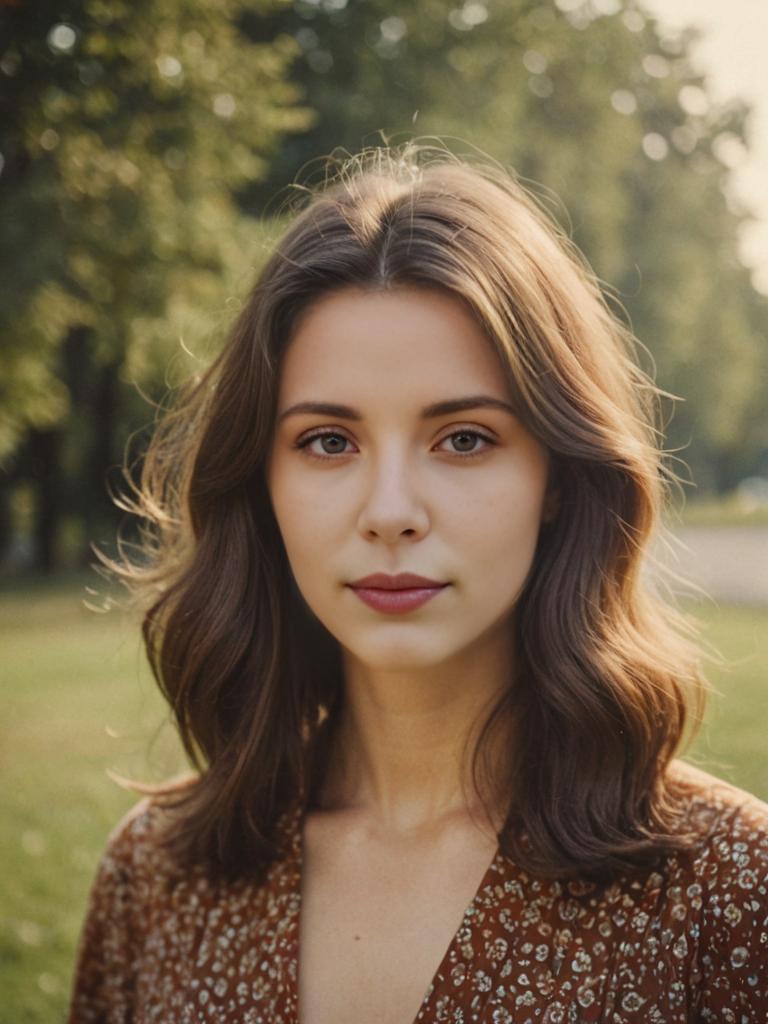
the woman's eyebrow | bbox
[277,395,518,423]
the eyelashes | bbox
[294,428,497,462]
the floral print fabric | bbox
[67,762,768,1023]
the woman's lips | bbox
[348,585,448,613]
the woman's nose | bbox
[355,451,430,542]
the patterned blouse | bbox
[67,761,768,1023]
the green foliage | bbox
[247,0,768,492]
[2,0,767,568]
[0,0,311,459]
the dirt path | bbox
[652,525,768,606]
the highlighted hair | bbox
[106,142,708,882]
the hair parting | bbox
[100,140,710,884]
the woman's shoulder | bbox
[667,757,768,838]
[656,761,768,1014]
[95,779,204,893]
[665,758,768,894]
[102,793,168,856]
[98,781,303,890]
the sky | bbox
[641,0,768,295]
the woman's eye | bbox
[295,431,357,459]
[294,428,496,461]
[437,430,496,457]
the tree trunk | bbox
[82,357,122,564]
[28,428,60,572]
[0,474,13,568]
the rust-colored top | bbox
[67,762,768,1023]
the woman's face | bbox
[267,285,555,673]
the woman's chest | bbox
[132,873,702,1024]
[297,830,499,1024]
[129,829,703,1024]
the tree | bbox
[242,0,768,495]
[0,0,312,568]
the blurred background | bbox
[1,0,766,1019]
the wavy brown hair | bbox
[106,141,709,884]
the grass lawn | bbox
[671,496,768,528]
[0,574,186,1024]
[1,575,766,1023]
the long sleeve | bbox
[65,793,305,1024]
[67,799,153,1024]
[693,796,768,1021]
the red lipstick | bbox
[348,573,449,614]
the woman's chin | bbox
[340,636,472,674]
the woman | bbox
[67,143,768,1023]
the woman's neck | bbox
[319,644,513,837]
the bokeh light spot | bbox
[642,54,670,78]
[622,10,645,33]
[523,49,547,74]
[40,128,60,150]
[611,89,637,115]
[642,132,669,160]
[678,84,708,117]
[213,93,236,118]
[380,17,407,43]
[47,23,77,54]
[157,55,183,78]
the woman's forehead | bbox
[277,285,515,407]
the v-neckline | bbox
[285,801,508,1024]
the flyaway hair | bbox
[103,141,709,883]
